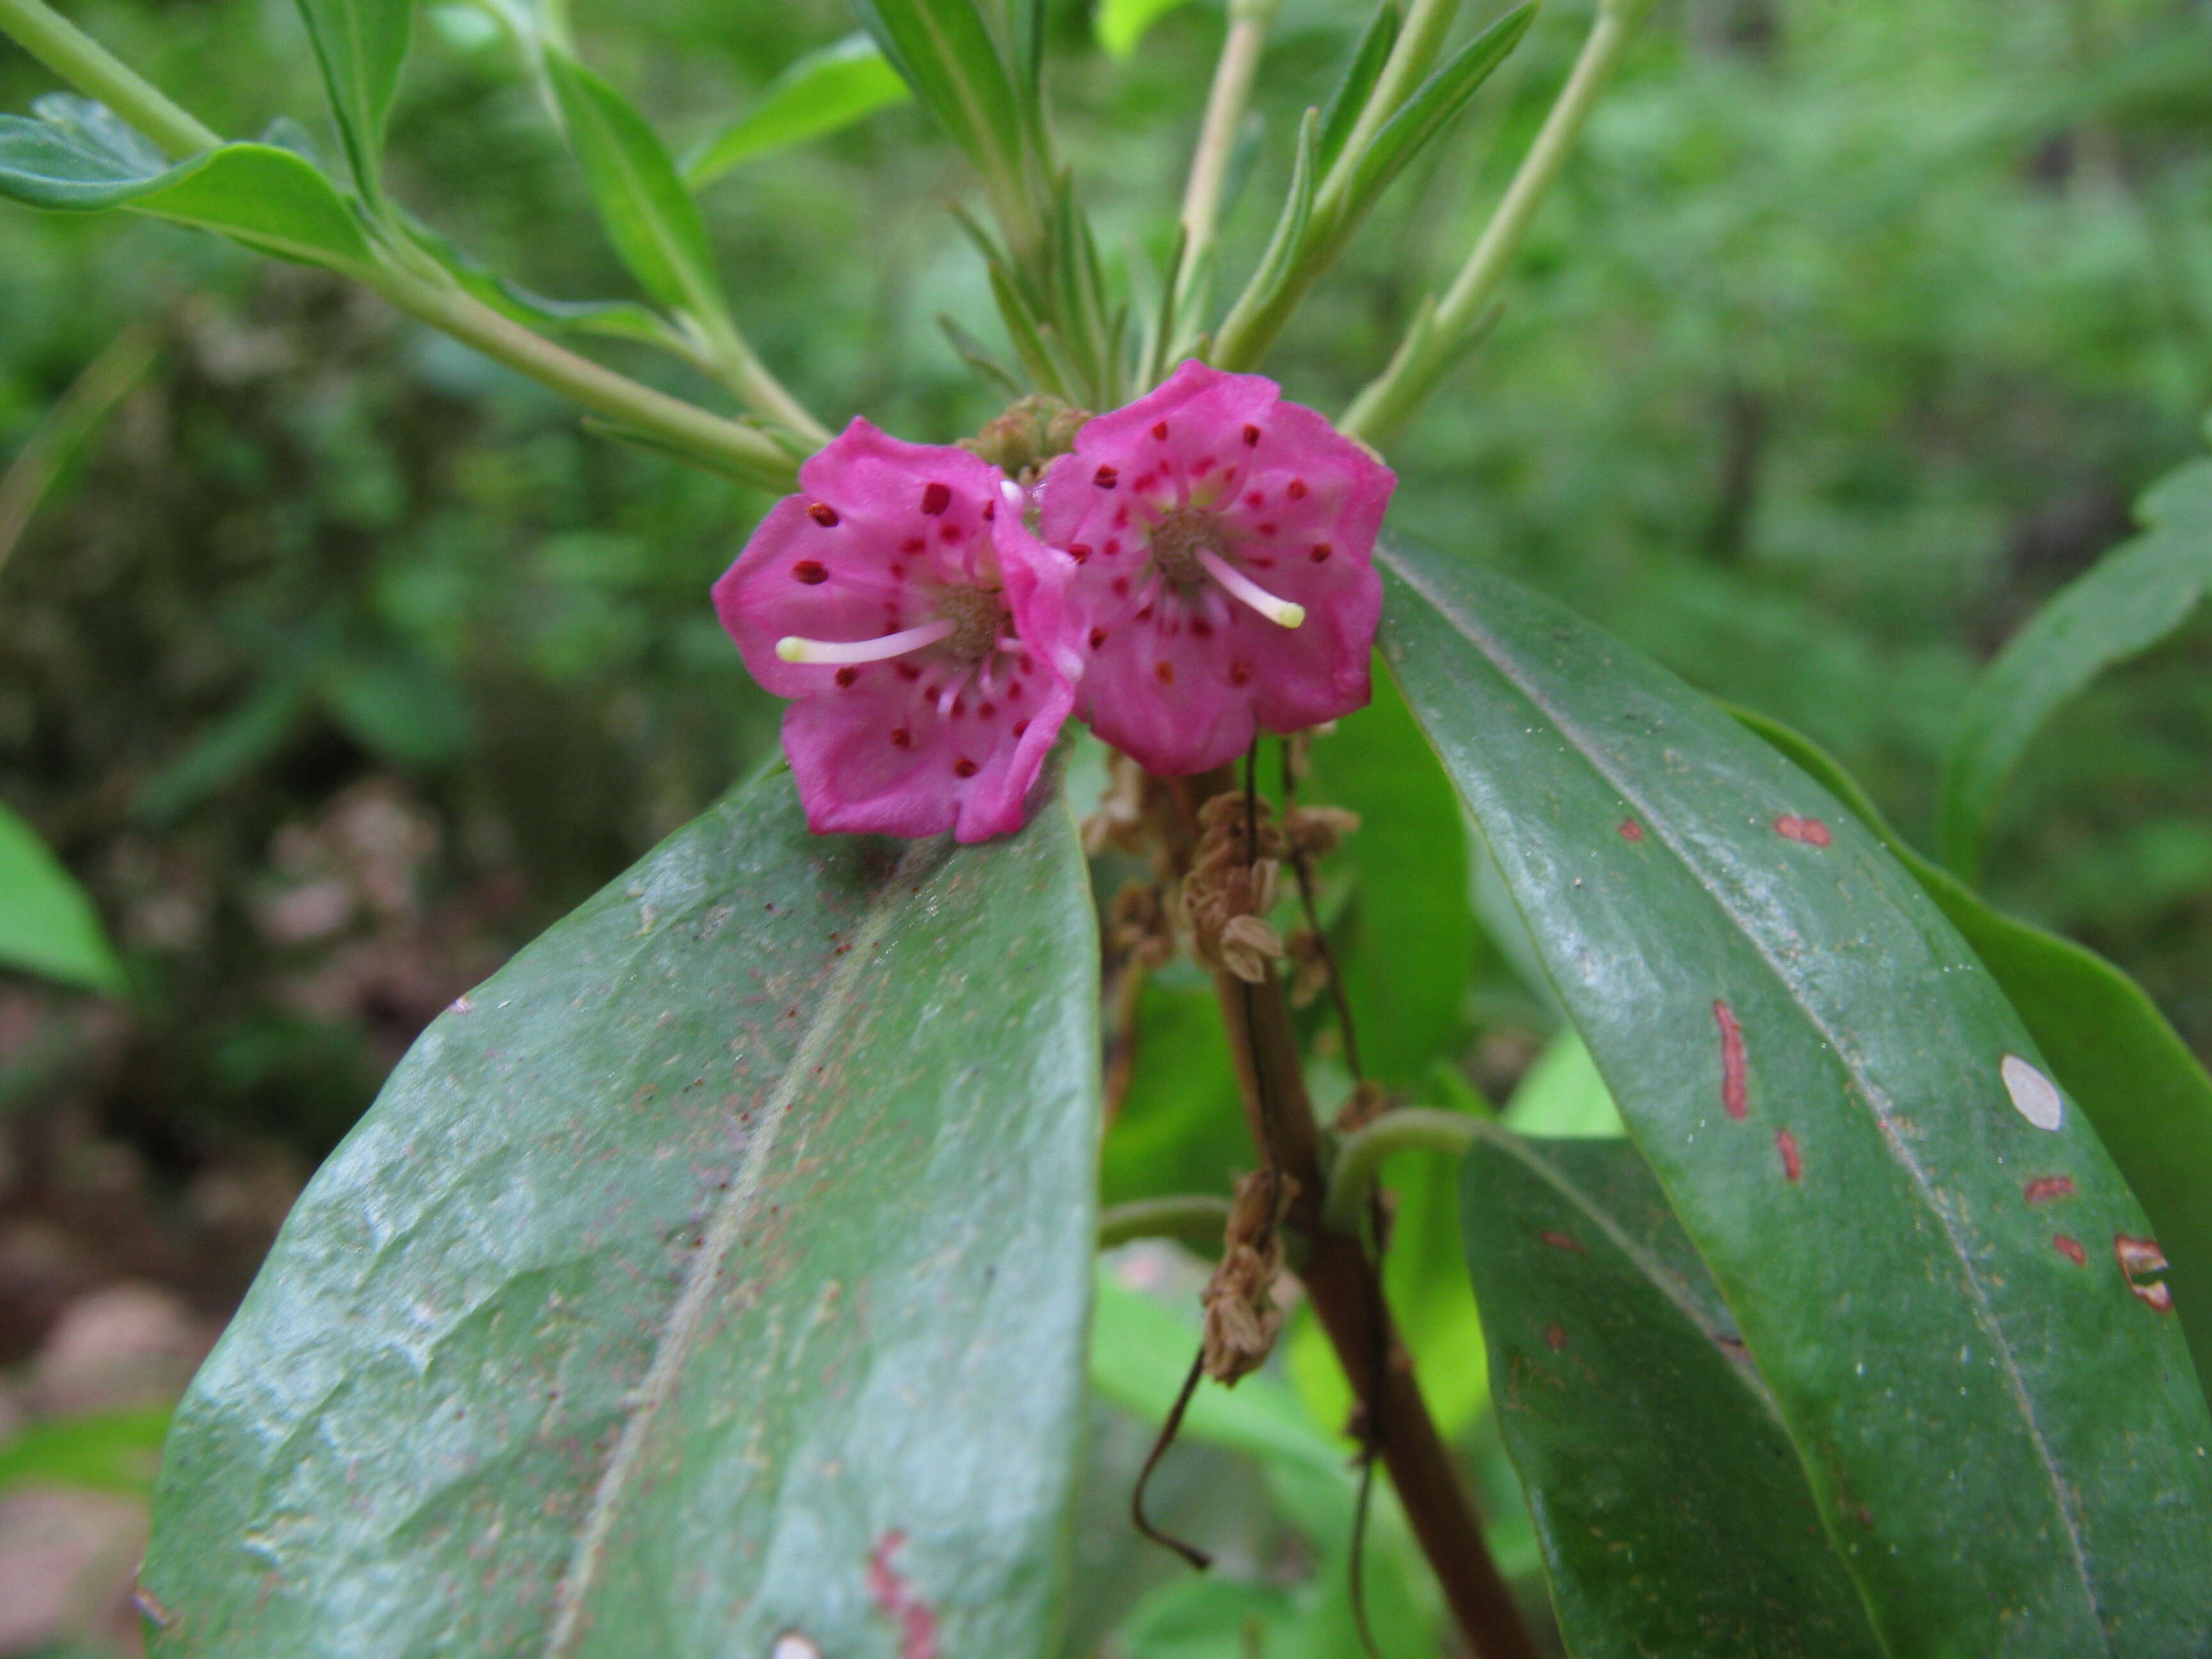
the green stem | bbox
[1178,0,1281,275]
[0,320,158,574]
[1324,1107,1480,1234]
[1096,1194,1235,1250]
[1341,0,1651,445]
[685,311,833,450]
[0,0,218,158]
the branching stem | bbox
[1097,1195,1236,1250]
[1326,1107,1482,1234]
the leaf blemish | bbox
[867,1531,942,1659]
[1538,1228,1585,1254]
[1775,1128,1802,1182]
[1772,814,1832,847]
[2053,1234,2087,1267]
[2000,1055,2064,1132]
[1543,1324,1568,1352]
[2115,1235,2175,1311]
[1713,999,1749,1120]
[1617,817,1644,842]
[2022,1175,2076,1204]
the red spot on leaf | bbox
[1774,815,1832,847]
[1775,1128,1802,1182]
[867,1533,941,1659]
[2053,1234,2087,1267]
[1538,1229,1584,1254]
[1618,818,1644,842]
[2023,1175,2076,1205]
[1714,1000,1749,1120]
[1543,1324,1568,1352]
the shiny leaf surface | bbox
[1382,541,2212,1656]
[144,767,1101,1657]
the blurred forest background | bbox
[2,0,2210,1651]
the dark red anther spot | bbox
[953,758,978,778]
[1310,543,1332,563]
[1018,653,1034,673]
[889,728,911,749]
[2054,1234,2087,1266]
[792,560,829,584]
[1154,661,1175,685]
[1104,539,1122,557]
[2023,1175,2076,1205]
[1068,543,1093,564]
[1094,465,1119,489]
[902,536,926,554]
[1012,718,1029,737]
[940,524,961,543]
[1774,815,1833,847]
[867,1532,942,1659]
[1255,522,1276,537]
[889,564,906,580]
[807,502,839,527]
[1286,478,1309,500]
[982,498,995,521]
[1539,1229,1584,1254]
[921,481,952,515]
[1543,1324,1568,1352]
[835,667,858,688]
[895,662,921,682]
[1194,456,1216,477]
[950,697,965,717]
[1152,421,1169,441]
[1111,576,1130,597]
[1136,604,1154,621]
[1619,818,1644,841]
[977,702,996,719]
[1191,618,1213,638]
[1089,628,1109,650]
[1715,1000,1749,1120]
[1246,491,1266,509]
[1776,1128,1802,1182]
[1242,423,1260,446]
[1247,556,1273,569]
[1229,660,1253,687]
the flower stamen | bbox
[777,618,956,665]
[1197,549,1304,629]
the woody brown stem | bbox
[1174,767,1539,1659]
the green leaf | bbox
[1459,1130,1885,1658]
[1502,1029,1623,1137]
[543,49,725,322]
[0,802,124,995]
[316,652,475,769]
[1316,1,1404,178]
[0,111,375,271]
[291,0,415,201]
[131,677,311,824]
[683,34,911,189]
[1381,541,2212,1653]
[403,212,689,353]
[1303,657,1473,1089]
[143,766,1101,1655]
[849,0,1029,184]
[1094,0,1196,60]
[0,1406,170,1495]
[1341,4,1535,216]
[1738,703,2212,1409]
[1939,457,2212,877]
[1102,977,1250,1208]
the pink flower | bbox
[714,420,1080,842]
[1035,361,1393,776]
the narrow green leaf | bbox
[0,1406,170,1495]
[1342,3,1534,214]
[1460,1130,1886,1658]
[849,0,1027,180]
[1738,703,2212,1407]
[1383,541,2212,1653]
[144,767,1101,1655]
[0,113,375,271]
[131,677,312,824]
[1940,457,2212,876]
[1094,0,1196,60]
[401,212,688,353]
[1316,1,1404,178]
[543,49,724,320]
[291,0,415,200]
[0,801,124,995]
[683,34,910,189]
[1502,1029,1623,1137]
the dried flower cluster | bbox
[716,363,1395,840]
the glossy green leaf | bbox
[1382,541,2212,1655]
[291,0,415,200]
[1939,457,2212,877]
[543,50,725,321]
[0,108,374,271]
[143,766,1101,1656]
[0,801,124,995]
[1094,0,1196,60]
[1739,703,2212,1407]
[1460,1129,1885,1658]
[683,34,910,188]
[1304,657,1473,1089]
[849,0,1030,184]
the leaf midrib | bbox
[1382,549,2106,1643]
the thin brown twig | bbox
[1131,1347,1214,1571]
[1279,737,1365,1082]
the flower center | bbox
[1149,504,1231,590]
[934,583,1006,664]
